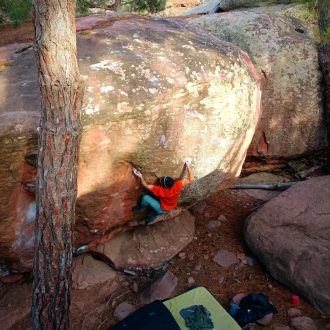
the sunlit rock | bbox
[189,7,326,158]
[0,16,261,272]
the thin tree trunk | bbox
[318,0,330,173]
[32,1,84,329]
[230,182,295,190]
[319,43,330,173]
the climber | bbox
[132,159,194,225]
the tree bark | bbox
[318,0,330,172]
[319,43,330,173]
[31,1,84,329]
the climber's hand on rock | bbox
[184,157,192,166]
[133,168,143,178]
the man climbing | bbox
[132,159,194,225]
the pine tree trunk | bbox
[319,43,330,173]
[319,0,330,173]
[31,1,84,329]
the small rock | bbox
[218,275,225,284]
[189,254,194,261]
[70,255,118,290]
[256,312,273,326]
[213,250,239,268]
[237,253,256,266]
[194,262,202,272]
[245,256,256,266]
[178,252,186,259]
[114,302,136,320]
[217,214,227,222]
[207,220,221,230]
[207,233,212,237]
[290,316,317,330]
[204,255,209,260]
[287,308,302,318]
[141,270,178,304]
[237,253,246,261]
[132,282,139,293]
[188,277,195,285]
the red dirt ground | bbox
[0,22,34,47]
[3,187,329,329]
[107,188,329,329]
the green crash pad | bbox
[163,287,241,330]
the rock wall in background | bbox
[190,6,326,158]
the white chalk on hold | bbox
[184,157,192,166]
[76,245,87,254]
[133,168,142,177]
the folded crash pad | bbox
[164,287,241,330]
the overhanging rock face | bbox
[0,16,261,272]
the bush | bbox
[125,0,166,13]
[0,0,31,26]
[76,0,117,16]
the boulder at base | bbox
[0,15,261,272]
[189,6,326,158]
[245,176,330,314]
[91,209,195,269]
[71,254,117,289]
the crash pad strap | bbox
[163,287,241,330]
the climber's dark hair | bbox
[160,176,174,188]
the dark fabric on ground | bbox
[110,300,180,330]
[229,293,277,327]
[180,305,214,329]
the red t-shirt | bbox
[151,180,184,211]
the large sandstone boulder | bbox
[245,176,330,315]
[189,7,326,158]
[0,15,261,272]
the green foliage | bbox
[124,0,166,13]
[76,0,117,16]
[76,0,94,16]
[289,0,318,22]
[319,27,330,45]
[0,0,31,26]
